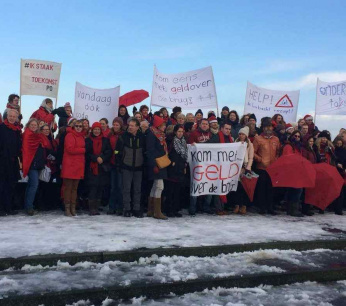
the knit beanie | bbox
[249,113,257,122]
[113,117,124,128]
[208,110,216,117]
[238,126,249,137]
[195,109,203,116]
[222,106,229,112]
[91,122,102,130]
[318,130,331,140]
[64,102,71,109]
[172,106,182,114]
[152,115,165,128]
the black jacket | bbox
[85,137,112,185]
[167,142,186,182]
[116,130,145,171]
[146,130,167,180]
[52,107,70,128]
[0,123,21,182]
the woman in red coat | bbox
[61,120,85,216]
[30,98,55,126]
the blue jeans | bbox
[24,170,39,210]
[108,168,123,212]
[189,195,212,215]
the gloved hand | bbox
[153,166,160,174]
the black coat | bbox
[167,142,186,183]
[146,130,167,180]
[85,137,112,186]
[52,107,70,128]
[0,123,21,182]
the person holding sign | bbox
[253,118,281,215]
[146,115,169,220]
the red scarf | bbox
[3,119,21,131]
[22,129,47,177]
[90,135,103,175]
[102,128,111,137]
[150,126,168,153]
[218,131,233,143]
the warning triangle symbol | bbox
[275,94,294,108]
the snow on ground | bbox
[61,281,346,305]
[1,249,345,297]
[0,211,345,258]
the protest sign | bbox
[244,82,299,122]
[74,82,120,124]
[188,143,246,196]
[151,65,218,110]
[20,59,62,98]
[316,78,346,115]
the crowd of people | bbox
[0,94,345,219]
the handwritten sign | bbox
[244,82,299,122]
[188,143,246,196]
[20,59,62,98]
[151,65,218,110]
[74,82,120,124]
[316,78,346,115]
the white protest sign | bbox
[74,82,120,124]
[20,59,62,98]
[151,65,217,110]
[244,82,299,123]
[316,79,346,115]
[188,143,246,196]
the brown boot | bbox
[70,202,77,216]
[65,203,72,217]
[147,197,154,217]
[153,198,168,220]
[239,205,246,215]
[233,205,240,214]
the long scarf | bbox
[90,134,103,175]
[6,102,20,111]
[22,129,47,177]
[173,136,188,161]
[3,119,21,132]
[150,126,167,153]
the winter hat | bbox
[208,110,216,117]
[64,102,71,109]
[304,114,313,121]
[195,109,203,116]
[208,115,218,124]
[238,126,249,137]
[249,113,257,122]
[318,130,331,140]
[285,123,294,132]
[152,115,165,128]
[113,117,124,128]
[172,106,182,114]
[222,106,229,112]
[67,117,76,126]
[91,122,102,130]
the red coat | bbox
[61,128,86,179]
[31,107,55,125]
[108,131,123,165]
[282,143,302,156]
[302,148,317,164]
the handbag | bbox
[155,154,171,169]
[39,166,52,182]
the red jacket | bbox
[282,143,302,156]
[61,128,86,179]
[187,128,211,144]
[31,107,55,125]
[302,148,317,164]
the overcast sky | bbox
[0,0,345,137]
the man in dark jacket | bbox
[0,109,22,216]
[115,118,145,217]
[52,102,73,128]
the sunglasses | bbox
[294,135,301,138]
[75,125,83,128]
